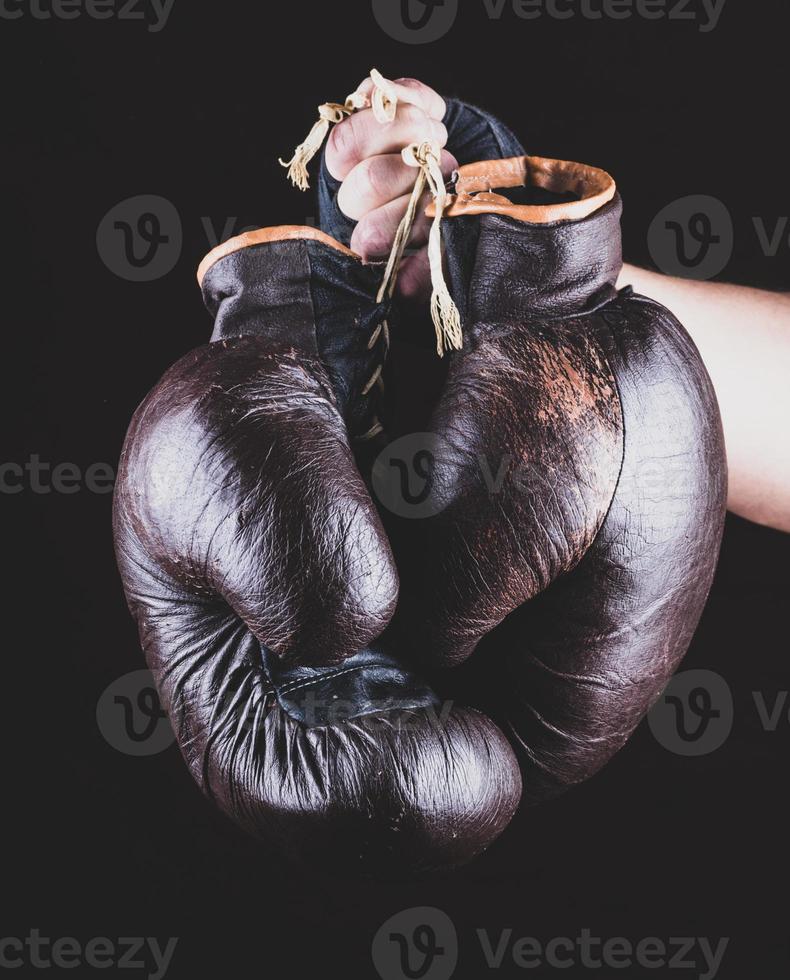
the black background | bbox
[3,1,789,977]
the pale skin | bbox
[327,76,790,533]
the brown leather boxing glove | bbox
[113,226,521,872]
[387,156,727,802]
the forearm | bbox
[619,264,790,532]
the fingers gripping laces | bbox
[358,141,462,442]
[279,68,398,191]
[379,141,463,358]
[369,68,398,124]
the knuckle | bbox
[363,157,395,202]
[398,102,427,126]
[394,78,445,118]
[430,119,449,146]
[326,118,362,176]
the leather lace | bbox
[355,316,390,442]
[379,141,462,357]
[279,69,398,191]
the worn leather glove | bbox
[113,225,521,872]
[389,155,728,802]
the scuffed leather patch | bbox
[396,317,624,667]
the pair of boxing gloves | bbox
[113,99,727,873]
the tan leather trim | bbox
[197,225,360,286]
[427,156,616,224]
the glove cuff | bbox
[198,226,391,438]
[435,156,623,327]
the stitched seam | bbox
[303,240,321,361]
[463,165,590,183]
[277,662,377,696]
[460,169,522,183]
[582,313,628,557]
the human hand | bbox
[325,75,457,305]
